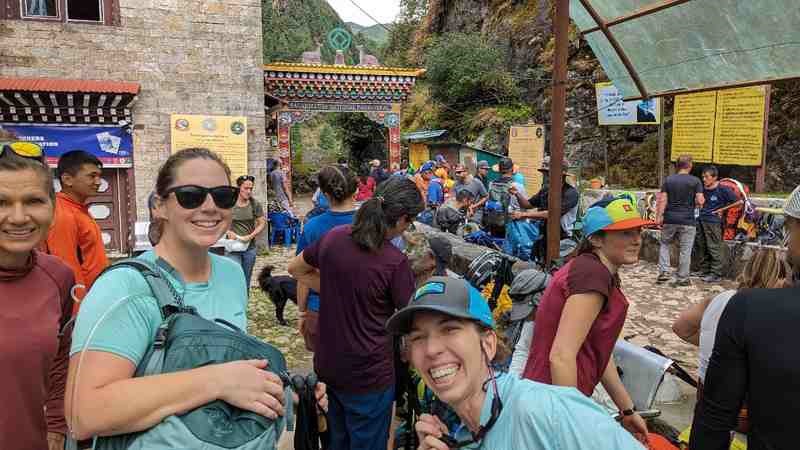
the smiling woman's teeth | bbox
[430,365,459,382]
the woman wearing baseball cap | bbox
[521,194,655,445]
[387,276,644,449]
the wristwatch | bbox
[620,408,636,417]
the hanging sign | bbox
[170,114,248,181]
[595,82,661,125]
[0,124,133,167]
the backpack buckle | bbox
[154,322,169,349]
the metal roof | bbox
[571,0,800,99]
[401,129,449,141]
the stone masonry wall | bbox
[0,0,267,220]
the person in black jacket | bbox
[690,184,800,450]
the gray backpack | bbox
[69,258,293,450]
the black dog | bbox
[257,265,297,326]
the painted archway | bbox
[264,62,424,179]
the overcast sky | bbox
[326,0,400,25]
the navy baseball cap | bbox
[386,276,495,334]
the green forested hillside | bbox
[262,0,379,65]
[347,22,390,46]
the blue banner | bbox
[1,125,133,167]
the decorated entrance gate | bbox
[263,62,424,178]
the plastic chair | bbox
[268,212,299,246]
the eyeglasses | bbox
[163,185,239,210]
[0,141,45,161]
[237,175,255,184]
[432,366,503,448]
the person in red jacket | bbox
[0,142,75,450]
[45,150,108,313]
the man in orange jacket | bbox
[45,150,108,314]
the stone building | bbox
[0,0,267,255]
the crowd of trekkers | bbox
[5,138,800,450]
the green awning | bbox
[402,129,449,142]
[571,0,800,99]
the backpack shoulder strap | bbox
[98,258,185,317]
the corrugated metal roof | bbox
[0,77,140,94]
[401,129,448,142]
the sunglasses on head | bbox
[237,175,255,183]
[0,141,45,161]
[431,366,503,448]
[163,185,239,210]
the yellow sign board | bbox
[671,91,717,163]
[713,86,767,166]
[508,125,545,193]
[671,86,769,166]
[170,114,248,181]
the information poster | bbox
[595,82,661,125]
[713,86,767,166]
[670,91,717,163]
[508,125,545,192]
[170,114,248,180]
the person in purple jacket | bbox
[289,176,424,450]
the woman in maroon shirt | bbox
[522,195,654,445]
[0,143,75,450]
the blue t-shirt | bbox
[445,373,644,449]
[70,251,248,365]
[427,178,445,206]
[296,210,356,312]
[699,185,737,224]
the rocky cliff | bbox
[419,0,800,191]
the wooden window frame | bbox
[1,0,119,26]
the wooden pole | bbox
[658,120,665,187]
[546,0,569,265]
[755,86,771,193]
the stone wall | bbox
[0,0,267,220]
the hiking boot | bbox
[703,274,723,283]
[670,278,691,287]
[656,273,670,284]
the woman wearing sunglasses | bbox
[0,143,75,450]
[65,148,289,441]
[521,195,654,445]
[387,277,643,450]
[226,174,266,292]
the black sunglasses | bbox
[237,175,255,184]
[164,185,239,210]
[432,367,503,448]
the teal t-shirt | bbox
[447,373,644,450]
[70,251,248,365]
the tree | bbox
[381,0,428,66]
[424,32,519,107]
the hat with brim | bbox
[538,155,571,174]
[582,196,656,237]
[386,276,494,335]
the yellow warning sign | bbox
[713,86,767,166]
[671,91,717,163]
